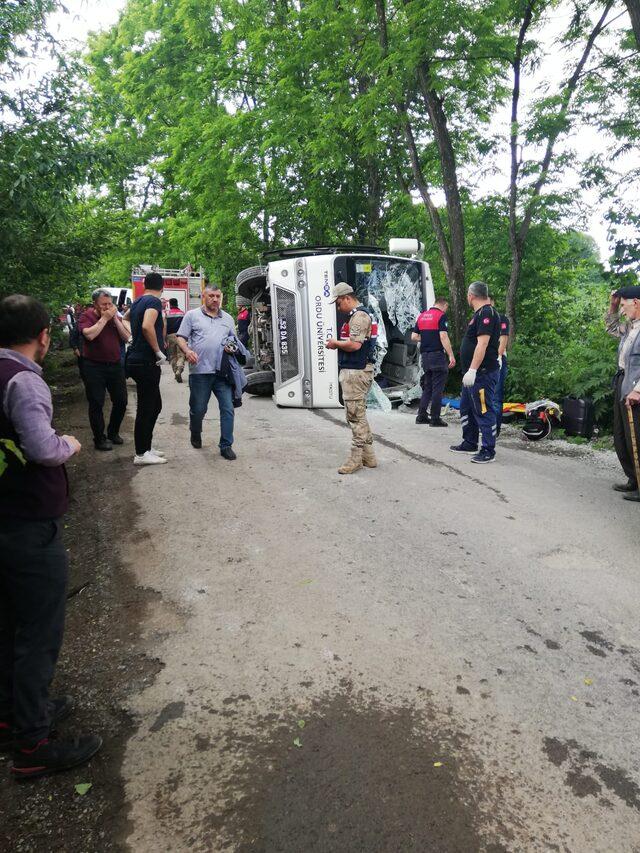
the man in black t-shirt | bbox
[450,281,501,463]
[126,273,168,466]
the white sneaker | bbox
[150,448,165,457]
[134,451,167,466]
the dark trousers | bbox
[82,359,127,444]
[189,373,235,448]
[460,369,499,452]
[493,356,508,436]
[0,519,68,744]
[128,363,162,455]
[613,372,640,487]
[418,351,449,421]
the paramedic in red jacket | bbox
[411,298,456,427]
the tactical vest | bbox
[0,358,69,520]
[338,305,378,370]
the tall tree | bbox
[506,0,616,338]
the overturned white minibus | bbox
[235,240,435,408]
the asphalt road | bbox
[117,373,640,852]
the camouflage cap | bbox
[328,282,355,303]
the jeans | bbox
[0,519,68,743]
[460,368,499,452]
[418,351,449,421]
[492,356,508,437]
[189,373,235,448]
[127,362,162,455]
[82,359,127,443]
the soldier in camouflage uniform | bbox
[326,283,377,474]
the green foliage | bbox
[0,3,118,308]
[2,0,638,429]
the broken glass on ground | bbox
[367,380,392,412]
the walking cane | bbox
[627,405,640,490]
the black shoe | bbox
[107,434,124,445]
[190,433,202,449]
[450,443,477,454]
[415,412,430,424]
[0,695,75,753]
[613,481,637,492]
[220,447,237,460]
[623,491,640,502]
[471,448,496,464]
[430,419,448,427]
[11,733,102,781]
[94,438,113,451]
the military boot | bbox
[362,444,377,468]
[338,447,363,474]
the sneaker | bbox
[450,443,477,454]
[94,438,113,451]
[470,449,496,464]
[220,447,237,460]
[107,434,124,445]
[150,448,165,457]
[11,733,102,781]
[415,412,430,424]
[190,433,202,449]
[430,419,448,427]
[133,451,167,466]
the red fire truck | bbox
[131,265,205,312]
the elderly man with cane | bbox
[606,285,640,502]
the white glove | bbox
[155,350,167,365]
[497,355,503,369]
[462,368,477,387]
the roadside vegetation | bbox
[2,0,640,425]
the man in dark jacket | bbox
[0,295,102,779]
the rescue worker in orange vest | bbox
[326,283,378,474]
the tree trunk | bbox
[505,240,522,342]
[416,62,467,341]
[374,0,467,340]
[366,157,381,244]
[507,1,612,343]
[624,0,640,49]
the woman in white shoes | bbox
[126,272,168,465]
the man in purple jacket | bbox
[0,295,102,779]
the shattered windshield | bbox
[334,257,425,334]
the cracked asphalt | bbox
[109,372,640,852]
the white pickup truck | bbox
[235,240,435,408]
